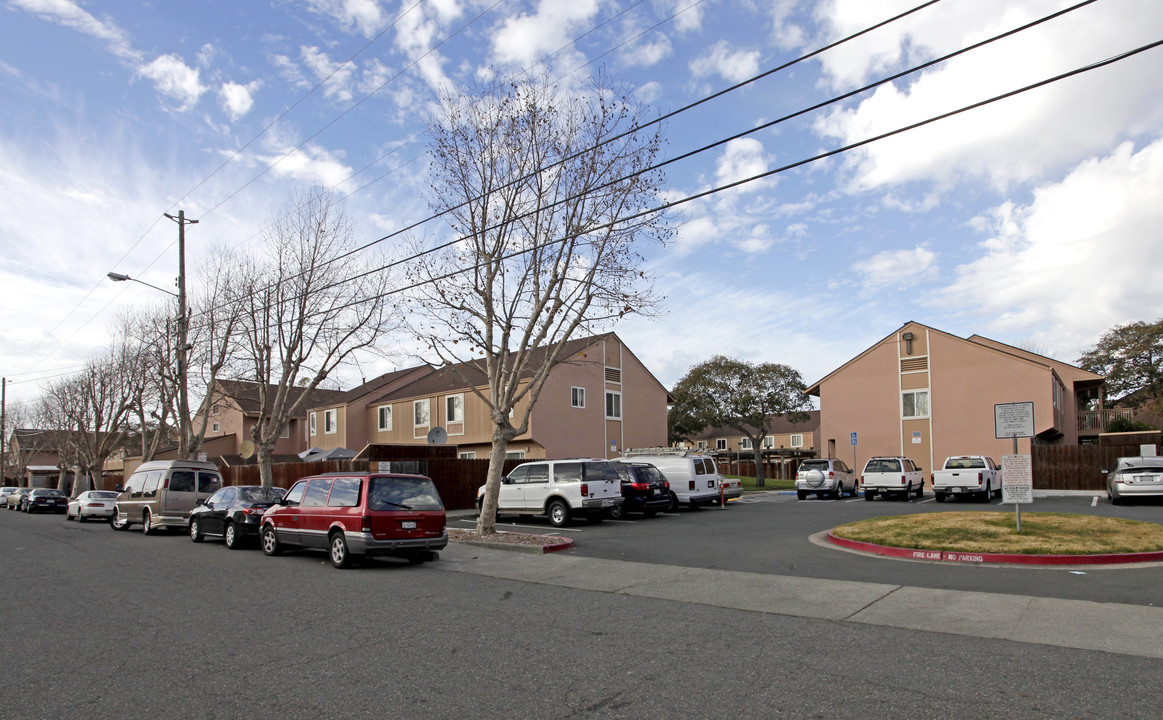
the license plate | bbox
[653,489,660,496]
[401,521,417,530]
[1134,475,1161,483]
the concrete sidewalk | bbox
[434,542,1163,659]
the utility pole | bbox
[164,210,197,461]
[1,377,6,485]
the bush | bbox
[1106,417,1156,433]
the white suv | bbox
[795,458,857,500]
[861,456,924,501]
[477,459,623,527]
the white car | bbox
[861,456,925,501]
[67,490,119,522]
[0,487,18,507]
[477,459,623,528]
[796,458,857,500]
[616,451,722,510]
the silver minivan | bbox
[110,460,223,534]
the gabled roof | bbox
[692,411,820,440]
[214,379,347,417]
[805,321,1103,396]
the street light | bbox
[107,210,197,460]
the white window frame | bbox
[309,412,317,437]
[505,450,526,460]
[697,440,708,450]
[211,422,220,433]
[445,393,464,424]
[324,408,338,435]
[763,435,775,449]
[605,391,622,420]
[741,437,753,450]
[571,386,585,408]
[459,451,476,460]
[790,434,804,448]
[414,399,431,436]
[377,405,393,432]
[280,423,289,439]
[902,389,930,419]
[715,438,726,451]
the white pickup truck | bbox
[931,456,1001,503]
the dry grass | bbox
[831,512,1163,555]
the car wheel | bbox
[261,525,282,555]
[915,483,924,499]
[606,504,624,520]
[903,483,912,501]
[141,510,154,535]
[935,493,946,503]
[980,481,991,503]
[1111,492,1124,506]
[864,490,875,501]
[547,500,570,528]
[224,522,239,550]
[796,490,807,500]
[189,518,204,543]
[668,492,680,512]
[329,532,351,569]
[833,483,844,500]
[110,512,129,531]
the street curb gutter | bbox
[826,531,1163,565]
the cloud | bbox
[262,143,354,188]
[621,35,671,67]
[137,54,208,109]
[300,46,357,102]
[715,138,771,190]
[854,246,938,291]
[490,0,602,68]
[304,0,390,38]
[690,41,760,84]
[9,0,139,60]
[939,136,1163,357]
[219,80,261,120]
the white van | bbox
[111,460,223,534]
[477,458,623,528]
[616,449,721,510]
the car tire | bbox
[1111,493,1124,506]
[606,504,624,520]
[935,493,946,503]
[141,510,155,535]
[189,518,204,543]
[329,532,351,569]
[547,500,570,528]
[833,483,844,500]
[261,525,282,555]
[224,522,239,550]
[668,492,680,512]
[110,512,129,531]
[796,490,807,500]
[980,481,991,503]
[864,490,875,501]
[915,483,924,499]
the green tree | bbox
[1078,319,1163,407]
[670,356,813,488]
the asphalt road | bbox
[2,501,1161,719]
[454,493,1163,606]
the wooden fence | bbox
[1031,443,1157,490]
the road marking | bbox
[1092,496,1098,507]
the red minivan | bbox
[260,472,447,568]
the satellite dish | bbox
[239,440,255,459]
[427,427,448,445]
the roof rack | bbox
[620,447,702,457]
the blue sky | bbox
[2,0,1162,410]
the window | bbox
[446,394,464,423]
[505,450,526,460]
[324,408,338,434]
[459,451,476,460]
[551,463,581,484]
[414,399,430,428]
[763,435,775,449]
[211,422,220,433]
[327,477,361,507]
[211,404,220,416]
[168,471,195,493]
[715,438,726,451]
[280,424,289,439]
[198,472,221,493]
[605,391,622,420]
[571,387,585,408]
[697,440,708,450]
[902,390,930,418]
[302,479,332,507]
[284,481,307,506]
[143,474,161,497]
[377,405,393,432]
[309,412,317,436]
[741,438,753,450]
[790,434,803,448]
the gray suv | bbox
[795,458,857,500]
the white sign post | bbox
[995,402,1035,532]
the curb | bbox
[826,531,1163,565]
[451,533,574,555]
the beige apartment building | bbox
[806,322,1106,478]
[688,412,820,455]
[306,333,669,460]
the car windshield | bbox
[237,487,286,503]
[865,459,902,473]
[368,477,443,511]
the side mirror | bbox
[114,484,124,493]
[501,477,512,484]
[195,498,206,507]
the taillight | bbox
[580,483,589,496]
[629,482,650,490]
[977,472,983,485]
[362,515,372,532]
[827,471,834,479]
[688,480,696,491]
[901,475,907,485]
[663,480,670,489]
[930,473,934,483]
[242,507,265,515]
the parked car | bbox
[189,485,286,549]
[616,450,721,510]
[67,490,119,522]
[861,456,924,501]
[718,476,743,503]
[262,472,447,568]
[25,488,68,514]
[0,487,19,507]
[477,459,624,527]
[609,462,672,518]
[932,455,1001,503]
[110,460,223,534]
[1107,456,1163,505]
[8,487,32,511]
[795,458,858,500]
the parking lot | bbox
[453,491,1163,606]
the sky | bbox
[2,0,1162,413]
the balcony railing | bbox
[1077,408,1134,432]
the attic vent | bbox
[604,367,622,384]
[900,357,929,373]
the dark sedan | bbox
[25,488,68,514]
[188,485,286,549]
[609,463,672,518]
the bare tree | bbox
[406,74,673,535]
[112,305,178,463]
[231,188,398,486]
[4,403,49,487]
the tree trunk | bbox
[257,444,274,487]
[752,443,766,488]
[56,467,68,492]
[476,424,513,536]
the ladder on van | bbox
[620,447,703,457]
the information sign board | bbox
[995,402,1035,439]
[1002,454,1033,504]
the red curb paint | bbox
[541,540,573,554]
[826,531,1163,565]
